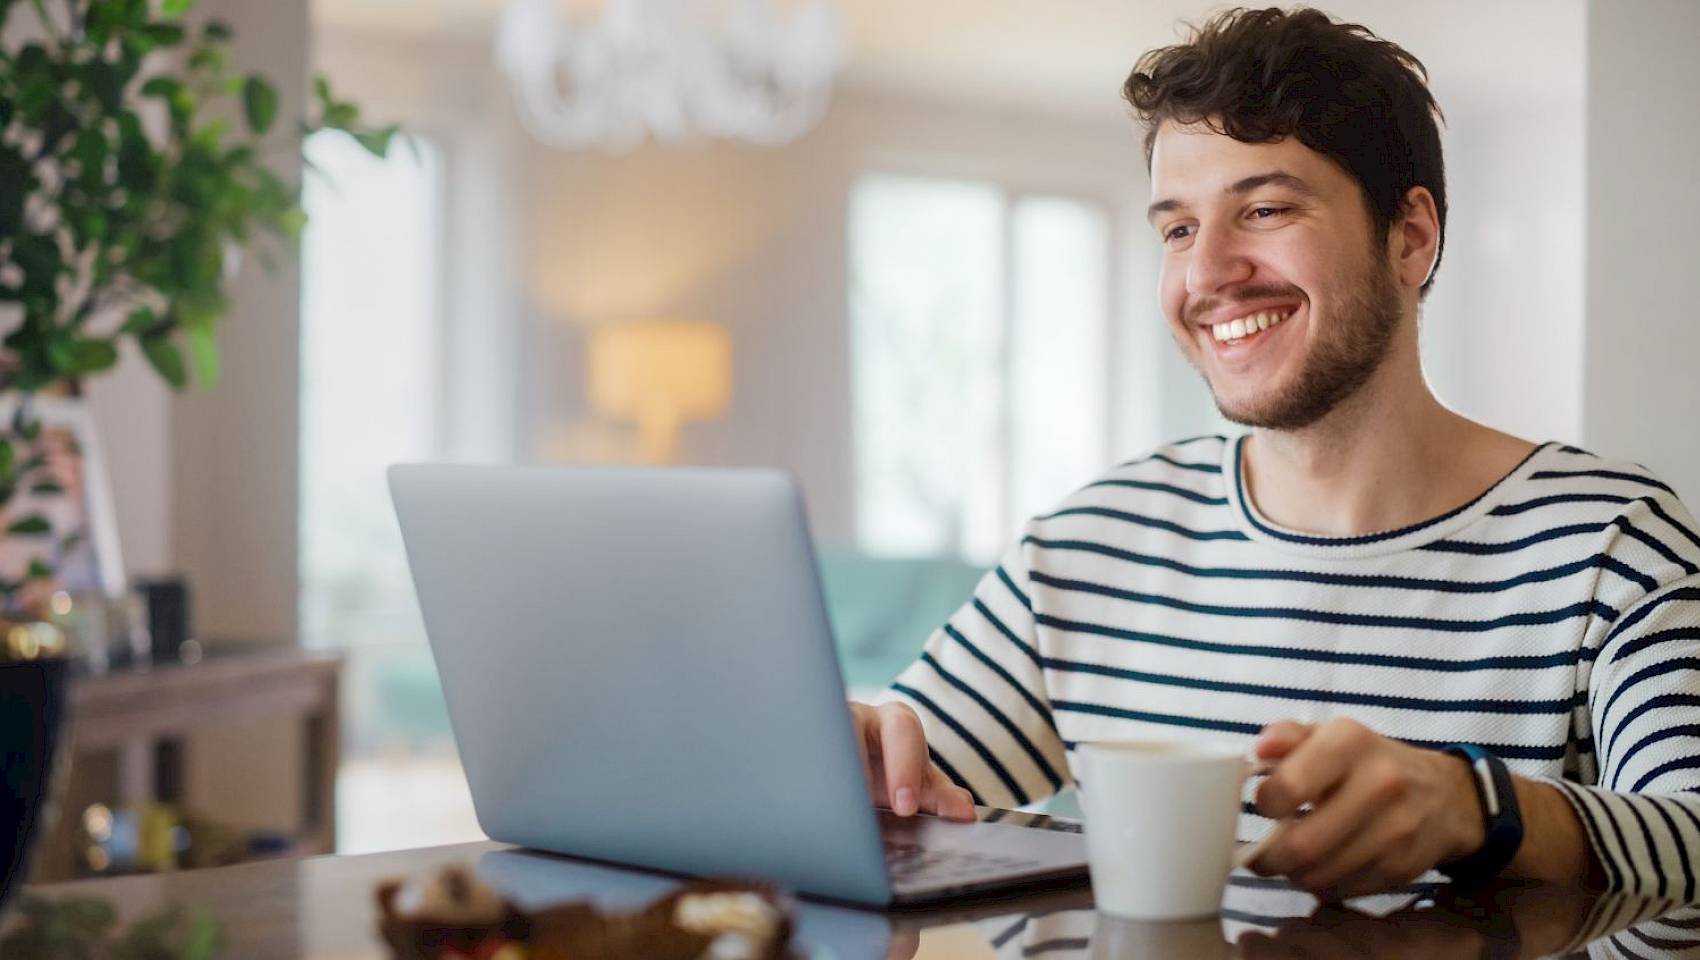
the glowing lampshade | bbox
[586,320,733,463]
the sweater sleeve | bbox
[880,538,1071,808]
[1537,481,1700,898]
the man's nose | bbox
[1185,226,1255,298]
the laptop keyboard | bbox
[884,840,1045,883]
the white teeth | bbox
[1209,309,1291,343]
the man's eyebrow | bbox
[1146,170,1317,223]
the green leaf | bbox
[314,75,332,104]
[353,124,398,159]
[185,322,220,388]
[143,23,185,46]
[163,0,194,14]
[140,76,181,99]
[28,481,63,496]
[204,19,232,40]
[0,440,11,476]
[242,74,277,135]
[70,339,119,374]
[8,515,52,536]
[122,307,158,335]
[183,907,221,960]
[140,332,188,388]
[26,560,52,580]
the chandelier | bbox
[495,0,846,153]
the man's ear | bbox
[1391,186,1441,291]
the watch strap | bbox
[1437,743,1524,889]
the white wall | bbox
[1582,0,1700,501]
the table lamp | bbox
[586,320,733,464]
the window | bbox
[850,173,1110,563]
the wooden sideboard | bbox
[32,644,342,883]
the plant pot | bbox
[0,657,70,918]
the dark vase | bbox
[0,657,70,917]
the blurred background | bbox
[19,0,1694,873]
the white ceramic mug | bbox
[1076,739,1250,921]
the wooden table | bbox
[36,645,341,881]
[19,839,1700,958]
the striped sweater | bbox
[886,434,1700,898]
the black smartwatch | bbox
[1437,743,1524,888]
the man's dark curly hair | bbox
[1124,7,1448,295]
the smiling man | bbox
[851,6,1700,899]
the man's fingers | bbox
[1258,758,1392,883]
[1256,719,1373,820]
[877,704,931,816]
[925,765,976,821]
[1254,720,1313,762]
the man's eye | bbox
[1249,206,1288,220]
[1163,224,1193,242]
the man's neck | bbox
[1238,340,1537,538]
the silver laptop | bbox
[388,464,1087,906]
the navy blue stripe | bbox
[1571,784,1632,892]
[1617,726,1700,789]
[1601,556,1663,593]
[1645,800,1696,904]
[892,682,1029,805]
[1621,795,1670,899]
[1221,907,1308,928]
[1603,588,1700,652]
[1083,478,1228,506]
[1650,911,1700,930]
[925,746,986,807]
[1652,798,1700,905]
[1492,492,1633,517]
[1233,438,1547,547]
[1557,780,1625,892]
[1616,516,1700,577]
[1022,938,1090,956]
[1600,659,1700,744]
[1171,434,1225,447]
[969,599,1043,673]
[1043,656,1577,715]
[1029,569,1617,633]
[1642,496,1700,557]
[1608,695,1700,767]
[1052,699,1263,736]
[1629,926,1700,951]
[1040,505,1249,542]
[1615,935,1660,960]
[1632,755,1700,794]
[995,565,1033,611]
[945,621,1056,734]
[1147,452,1221,474]
[1609,627,1700,666]
[990,916,1029,949]
[1034,611,1583,673]
[918,651,1064,792]
[1560,444,1594,456]
[1027,535,1650,595]
[1423,522,1608,556]
[1531,469,1676,495]
[1050,699,1565,758]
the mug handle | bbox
[1233,757,1285,870]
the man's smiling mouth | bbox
[1209,308,1296,344]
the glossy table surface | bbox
[22,838,1700,958]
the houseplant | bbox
[0,0,398,915]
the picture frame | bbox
[0,394,127,602]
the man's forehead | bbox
[1148,122,1333,201]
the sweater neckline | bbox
[1222,434,1552,559]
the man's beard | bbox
[1202,255,1403,431]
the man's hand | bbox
[849,701,976,821]
[1247,718,1484,898]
